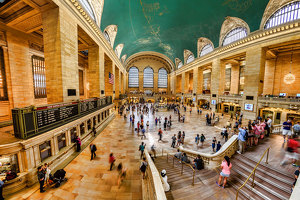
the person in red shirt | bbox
[281,135,299,166]
[109,153,116,171]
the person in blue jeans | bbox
[237,126,246,154]
[216,141,222,152]
[212,137,216,152]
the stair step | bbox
[231,160,291,195]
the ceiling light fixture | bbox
[284,49,296,84]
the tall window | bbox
[202,69,211,91]
[32,55,46,98]
[143,67,154,88]
[177,61,183,69]
[200,44,213,57]
[77,0,96,22]
[265,1,300,29]
[104,31,110,43]
[225,65,231,92]
[158,68,168,88]
[0,48,8,101]
[186,54,194,64]
[222,27,247,46]
[128,67,139,88]
[239,63,245,93]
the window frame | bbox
[104,31,110,43]
[0,47,8,101]
[186,54,194,64]
[32,55,47,99]
[143,67,154,88]
[222,27,247,46]
[128,67,139,88]
[200,44,214,57]
[177,61,183,69]
[158,68,168,88]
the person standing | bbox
[216,141,222,152]
[90,143,97,160]
[140,158,147,179]
[37,166,45,193]
[212,137,217,152]
[266,117,272,137]
[237,126,247,154]
[216,156,232,188]
[293,122,300,136]
[283,119,293,143]
[158,128,163,142]
[200,134,206,147]
[171,134,176,148]
[0,178,4,200]
[109,153,116,171]
[139,142,146,159]
[75,136,81,152]
[195,134,200,146]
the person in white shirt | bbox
[266,117,272,137]
[161,169,170,191]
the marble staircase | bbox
[228,154,294,200]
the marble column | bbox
[181,73,185,94]
[87,45,100,98]
[230,64,240,95]
[153,71,158,93]
[42,7,79,103]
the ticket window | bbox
[57,133,66,151]
[70,127,77,142]
[0,154,19,180]
[80,123,85,135]
[40,141,51,161]
[87,119,92,130]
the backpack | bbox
[243,130,248,141]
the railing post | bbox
[181,162,183,175]
[236,191,239,200]
[266,148,269,164]
[192,170,195,186]
[252,170,256,187]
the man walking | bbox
[37,166,45,193]
[171,134,176,148]
[158,128,163,142]
[90,143,97,160]
[139,142,146,159]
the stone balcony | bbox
[218,94,243,104]
[258,96,300,110]
[197,94,211,101]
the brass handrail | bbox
[236,147,270,200]
[167,153,195,185]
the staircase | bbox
[228,154,294,200]
[154,156,217,200]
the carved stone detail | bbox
[104,24,118,47]
[88,0,104,27]
[197,37,214,57]
[175,58,182,68]
[121,54,127,64]
[219,16,250,46]
[260,0,294,29]
[115,44,124,59]
[29,41,44,52]
[183,49,194,64]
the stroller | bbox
[49,169,67,188]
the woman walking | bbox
[216,156,232,188]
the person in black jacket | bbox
[90,143,97,160]
[37,166,45,193]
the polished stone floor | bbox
[6,105,296,200]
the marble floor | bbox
[6,106,296,200]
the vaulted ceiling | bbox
[101,0,270,62]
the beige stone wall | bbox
[263,52,300,96]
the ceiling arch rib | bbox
[219,16,250,47]
[104,24,118,47]
[115,44,124,59]
[197,37,214,57]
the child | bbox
[216,141,222,152]
[212,137,217,152]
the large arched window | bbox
[264,1,300,29]
[222,27,247,46]
[77,0,96,22]
[158,68,168,88]
[186,54,194,64]
[177,61,183,69]
[200,44,214,57]
[143,67,154,88]
[128,67,139,88]
[104,31,110,43]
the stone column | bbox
[65,130,71,146]
[211,59,222,112]
[193,68,198,94]
[181,73,185,94]
[104,55,113,97]
[154,71,158,93]
[243,47,266,120]
[198,68,203,94]
[139,71,143,92]
[184,72,189,93]
[42,7,79,103]
[262,59,276,95]
[87,46,100,98]
[99,47,105,97]
[114,66,120,99]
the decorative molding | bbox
[197,37,214,57]
[28,41,44,52]
[115,43,124,59]
[175,58,182,69]
[219,16,250,47]
[121,54,127,64]
[104,24,118,47]
[260,0,295,29]
[88,0,104,27]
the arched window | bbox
[186,54,194,64]
[128,67,139,88]
[158,68,168,88]
[200,44,213,57]
[264,1,300,29]
[177,61,183,69]
[77,0,96,22]
[104,31,110,43]
[222,27,247,46]
[143,67,154,88]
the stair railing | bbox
[236,147,270,200]
[167,153,195,186]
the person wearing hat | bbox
[161,169,170,191]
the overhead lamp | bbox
[284,49,296,84]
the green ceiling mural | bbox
[101,0,270,63]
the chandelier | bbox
[283,50,295,84]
